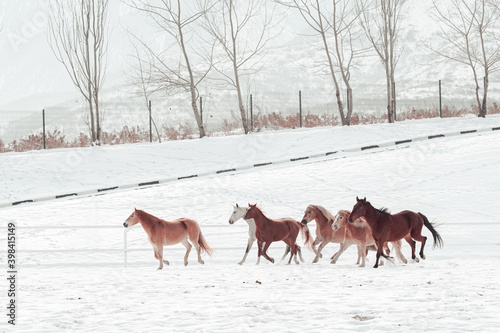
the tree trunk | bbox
[479,76,488,117]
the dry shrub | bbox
[101,126,150,145]
[489,102,500,114]
[0,138,8,153]
[163,123,195,140]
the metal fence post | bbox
[250,94,253,132]
[148,100,152,143]
[439,80,442,118]
[42,109,46,149]
[299,90,302,128]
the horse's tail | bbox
[185,219,213,256]
[198,231,213,256]
[299,222,314,252]
[419,212,443,249]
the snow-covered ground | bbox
[1,116,500,332]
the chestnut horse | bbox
[123,208,212,269]
[333,209,406,267]
[301,204,376,264]
[348,197,443,268]
[228,204,304,265]
[244,204,313,264]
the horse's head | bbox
[229,203,248,224]
[244,203,259,220]
[123,208,141,228]
[333,210,350,230]
[301,205,317,225]
[348,197,367,223]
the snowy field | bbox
[1,116,500,332]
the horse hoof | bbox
[312,258,319,264]
[330,260,336,264]
[184,261,188,266]
[163,260,170,265]
[157,267,163,270]
[414,257,420,263]
[319,253,323,258]
[421,254,426,260]
[238,262,244,265]
[199,260,205,265]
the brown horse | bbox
[123,208,212,269]
[348,197,443,268]
[333,209,406,267]
[244,204,313,264]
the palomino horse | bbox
[244,204,313,264]
[123,208,212,269]
[228,204,305,265]
[332,210,406,267]
[348,197,443,268]
[300,204,372,264]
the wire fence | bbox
[1,80,500,152]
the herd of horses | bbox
[122,197,444,269]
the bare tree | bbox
[126,41,162,142]
[204,0,281,134]
[360,0,406,123]
[48,0,108,145]
[278,0,368,126]
[129,0,214,138]
[429,0,500,118]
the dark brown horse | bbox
[244,204,313,264]
[348,197,443,268]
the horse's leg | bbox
[181,238,193,266]
[392,240,407,264]
[313,239,329,263]
[239,235,256,265]
[404,235,419,263]
[312,236,322,258]
[289,242,297,265]
[261,241,275,263]
[359,244,367,267]
[297,245,305,263]
[331,242,351,264]
[281,245,291,263]
[256,240,264,265]
[155,244,164,270]
[410,228,428,260]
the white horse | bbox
[228,203,304,265]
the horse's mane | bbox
[377,207,391,215]
[313,205,336,222]
[135,209,163,224]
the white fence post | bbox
[124,229,128,267]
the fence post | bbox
[148,100,152,143]
[250,94,253,132]
[299,90,302,128]
[42,109,46,149]
[439,80,442,118]
[123,229,128,267]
